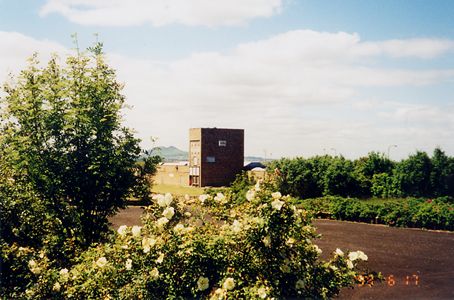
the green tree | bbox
[430,147,454,197]
[0,44,157,247]
[393,151,432,197]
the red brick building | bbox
[189,128,244,187]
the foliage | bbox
[270,149,454,199]
[20,186,377,299]
[0,45,159,296]
[296,196,454,231]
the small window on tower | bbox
[218,140,227,147]
[206,156,216,163]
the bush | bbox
[299,196,454,231]
[23,187,377,299]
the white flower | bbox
[257,286,267,298]
[330,265,338,271]
[142,236,156,253]
[313,244,322,254]
[184,211,192,217]
[271,191,282,199]
[150,267,159,280]
[357,250,368,261]
[184,194,190,201]
[52,282,61,292]
[222,277,235,290]
[156,253,164,264]
[164,193,173,206]
[286,237,295,246]
[348,251,359,261]
[346,260,354,269]
[155,194,166,207]
[28,260,41,274]
[254,181,261,191]
[96,257,107,268]
[231,220,242,233]
[174,223,185,234]
[262,235,271,247]
[295,279,305,290]
[59,268,69,281]
[246,190,255,201]
[125,259,132,270]
[251,217,265,227]
[214,192,225,202]
[271,199,284,211]
[131,226,141,238]
[197,276,210,291]
[199,194,209,204]
[162,207,175,220]
[335,248,344,257]
[117,225,128,237]
[156,217,169,228]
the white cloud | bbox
[0,31,69,81]
[1,30,453,159]
[39,0,283,27]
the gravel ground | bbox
[109,207,454,300]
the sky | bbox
[1,0,454,160]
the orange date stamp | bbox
[386,274,420,287]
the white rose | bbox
[222,277,235,290]
[246,190,255,201]
[162,207,175,220]
[96,257,107,268]
[214,192,225,202]
[271,191,282,199]
[335,248,344,257]
[346,260,354,269]
[164,193,173,206]
[348,251,359,261]
[231,220,242,233]
[357,250,368,261]
[150,267,159,280]
[142,236,156,253]
[117,225,128,237]
[52,282,61,292]
[156,253,164,264]
[199,194,209,204]
[257,286,267,298]
[131,226,141,238]
[313,244,322,255]
[271,199,284,211]
[156,217,169,228]
[197,276,210,291]
[125,259,132,270]
[59,268,69,281]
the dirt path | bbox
[109,208,454,299]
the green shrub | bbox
[23,188,376,299]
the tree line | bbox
[269,149,454,199]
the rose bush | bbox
[23,184,377,299]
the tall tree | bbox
[0,44,157,246]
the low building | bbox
[154,162,189,186]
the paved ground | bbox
[109,207,454,299]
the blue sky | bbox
[1,0,453,159]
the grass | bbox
[151,184,205,196]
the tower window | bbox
[218,140,227,147]
[206,156,216,163]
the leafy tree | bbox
[393,151,432,197]
[354,152,394,197]
[430,147,454,197]
[0,44,156,246]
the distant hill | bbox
[149,146,267,163]
[150,146,188,162]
